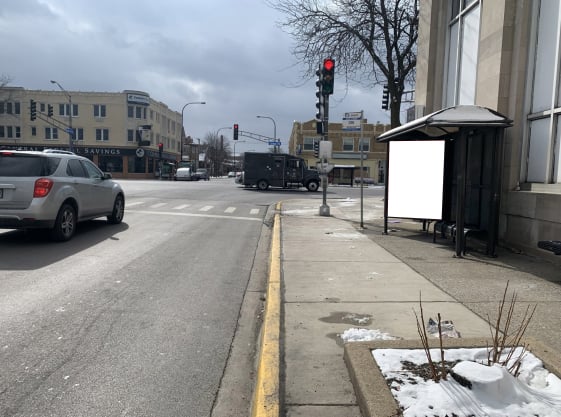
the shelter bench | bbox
[433,221,484,255]
[538,240,561,255]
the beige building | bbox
[416,0,561,257]
[0,87,186,178]
[289,120,390,185]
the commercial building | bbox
[0,87,191,179]
[288,120,390,185]
[415,0,561,257]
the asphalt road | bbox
[0,178,383,417]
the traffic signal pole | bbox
[319,95,330,217]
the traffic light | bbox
[48,104,53,117]
[315,66,324,134]
[233,123,239,140]
[158,142,163,158]
[30,100,37,121]
[313,140,320,158]
[382,84,389,110]
[321,58,335,95]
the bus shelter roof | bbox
[377,105,513,142]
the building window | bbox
[32,127,36,136]
[0,101,20,115]
[15,126,20,138]
[58,103,78,117]
[343,138,354,151]
[45,127,58,140]
[359,138,370,152]
[74,128,84,141]
[96,128,110,141]
[303,137,319,151]
[128,106,134,118]
[135,106,142,119]
[94,104,106,118]
[445,0,480,106]
[0,126,4,137]
[7,126,13,138]
[127,129,135,142]
[525,1,561,183]
[40,103,46,112]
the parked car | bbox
[174,167,196,181]
[195,168,209,181]
[0,149,125,241]
[227,171,241,178]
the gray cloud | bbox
[1,0,390,152]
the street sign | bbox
[316,162,334,175]
[344,112,362,119]
[268,141,282,146]
[65,128,75,134]
[342,111,363,131]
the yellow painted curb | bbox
[251,203,282,417]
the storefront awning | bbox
[377,105,513,142]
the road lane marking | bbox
[173,204,191,210]
[199,206,213,212]
[224,207,236,213]
[125,210,262,222]
[250,208,260,215]
[150,203,167,208]
[126,201,144,207]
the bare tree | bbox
[203,132,232,177]
[269,0,418,127]
[1,74,14,104]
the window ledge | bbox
[519,183,561,194]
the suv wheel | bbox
[51,203,76,241]
[107,195,125,224]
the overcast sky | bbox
[1,0,390,153]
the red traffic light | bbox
[323,58,334,71]
[158,143,163,149]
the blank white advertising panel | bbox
[387,140,445,220]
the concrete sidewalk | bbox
[271,197,561,417]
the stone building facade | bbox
[0,87,186,178]
[288,120,390,185]
[416,0,561,257]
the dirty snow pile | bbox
[341,329,561,417]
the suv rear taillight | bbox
[34,178,54,198]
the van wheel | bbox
[51,203,76,242]
[108,194,125,224]
[306,181,319,192]
[257,180,269,190]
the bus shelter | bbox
[377,105,513,257]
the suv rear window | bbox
[0,154,60,177]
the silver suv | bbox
[0,149,125,241]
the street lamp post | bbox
[50,80,73,152]
[256,115,277,153]
[180,101,206,162]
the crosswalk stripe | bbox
[150,203,167,208]
[173,204,191,210]
[224,207,236,213]
[127,201,144,207]
[250,208,260,215]
[199,206,213,212]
